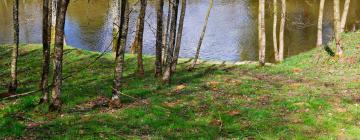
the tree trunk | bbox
[317,0,325,47]
[112,0,120,53]
[162,0,172,66]
[50,0,70,111]
[9,0,19,94]
[172,0,187,72]
[273,0,279,62]
[334,0,342,56]
[189,0,213,70]
[258,0,266,66]
[340,0,350,33]
[162,0,179,84]
[112,0,128,107]
[136,0,147,76]
[40,0,53,103]
[278,0,286,62]
[155,0,164,77]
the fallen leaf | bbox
[210,119,223,126]
[174,84,186,92]
[292,68,303,73]
[227,110,241,116]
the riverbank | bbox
[1,31,360,139]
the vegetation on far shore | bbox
[1,31,360,139]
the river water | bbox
[1,0,359,61]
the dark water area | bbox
[1,0,360,62]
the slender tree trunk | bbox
[50,0,70,111]
[162,0,179,84]
[334,0,343,56]
[112,0,120,53]
[273,0,279,62]
[278,0,286,62]
[317,0,325,47]
[340,0,350,32]
[155,0,164,77]
[136,0,147,76]
[9,0,19,94]
[258,0,266,66]
[172,0,187,72]
[130,19,139,53]
[162,0,172,66]
[112,0,128,106]
[40,0,53,103]
[189,0,213,70]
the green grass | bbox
[0,31,360,139]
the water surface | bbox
[1,0,360,62]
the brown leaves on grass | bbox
[292,68,303,74]
[174,84,187,93]
[164,100,182,108]
[210,119,223,126]
[227,110,241,116]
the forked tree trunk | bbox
[258,0,266,66]
[189,0,213,70]
[40,0,53,103]
[333,0,343,56]
[112,0,128,106]
[172,0,187,72]
[155,0,164,77]
[50,0,70,111]
[162,0,179,84]
[317,0,326,47]
[278,0,286,62]
[9,0,19,94]
[340,0,350,32]
[136,0,147,76]
[273,0,279,62]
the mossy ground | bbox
[0,32,360,139]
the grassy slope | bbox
[0,32,359,139]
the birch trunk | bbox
[40,0,53,103]
[334,0,343,56]
[162,0,179,84]
[278,0,286,62]
[317,0,325,47]
[50,0,70,111]
[9,0,19,94]
[190,0,214,70]
[155,0,164,77]
[273,0,279,62]
[112,0,128,106]
[258,0,266,66]
[172,0,187,72]
[136,0,147,76]
[340,0,350,32]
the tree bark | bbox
[273,0,279,62]
[333,0,342,56]
[136,0,147,76]
[155,0,164,77]
[172,0,187,72]
[258,0,266,66]
[162,0,179,84]
[112,0,128,106]
[162,0,172,66]
[278,0,286,62]
[50,0,70,111]
[40,0,53,103]
[9,0,19,94]
[317,0,325,47]
[189,0,213,70]
[340,0,350,32]
[112,0,120,53]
